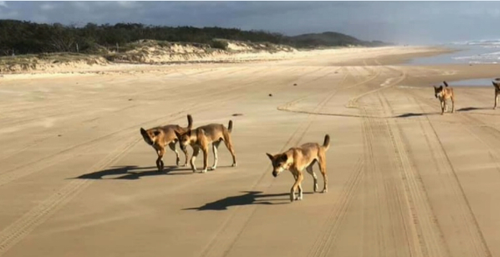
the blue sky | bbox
[1,1,500,44]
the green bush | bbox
[210,40,228,50]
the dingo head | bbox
[434,85,444,99]
[175,130,196,147]
[266,153,290,177]
[493,80,500,91]
[140,127,160,146]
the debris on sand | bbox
[293,83,297,86]
[128,98,133,101]
[269,94,273,97]
[232,113,244,116]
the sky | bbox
[1,1,500,44]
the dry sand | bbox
[1,46,500,257]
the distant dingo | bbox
[492,78,500,109]
[434,81,455,115]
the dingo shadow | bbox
[183,191,314,211]
[457,107,491,112]
[74,165,192,180]
[394,112,438,118]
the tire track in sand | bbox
[398,89,492,257]
[307,65,410,257]
[0,136,139,256]
[199,66,358,257]
[380,92,450,257]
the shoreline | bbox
[401,62,500,89]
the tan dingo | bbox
[266,134,330,202]
[140,114,193,172]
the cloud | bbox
[116,1,140,9]
[40,3,55,11]
[0,1,7,8]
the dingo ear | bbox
[279,154,288,162]
[153,130,161,136]
[174,131,182,139]
[140,128,148,136]
[266,153,274,161]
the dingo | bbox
[140,114,193,172]
[434,81,455,115]
[176,120,237,173]
[492,78,500,109]
[266,134,330,202]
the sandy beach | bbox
[2,46,500,257]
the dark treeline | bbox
[0,19,390,56]
[0,20,291,56]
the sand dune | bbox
[1,46,500,257]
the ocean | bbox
[406,40,500,65]
[405,40,500,86]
